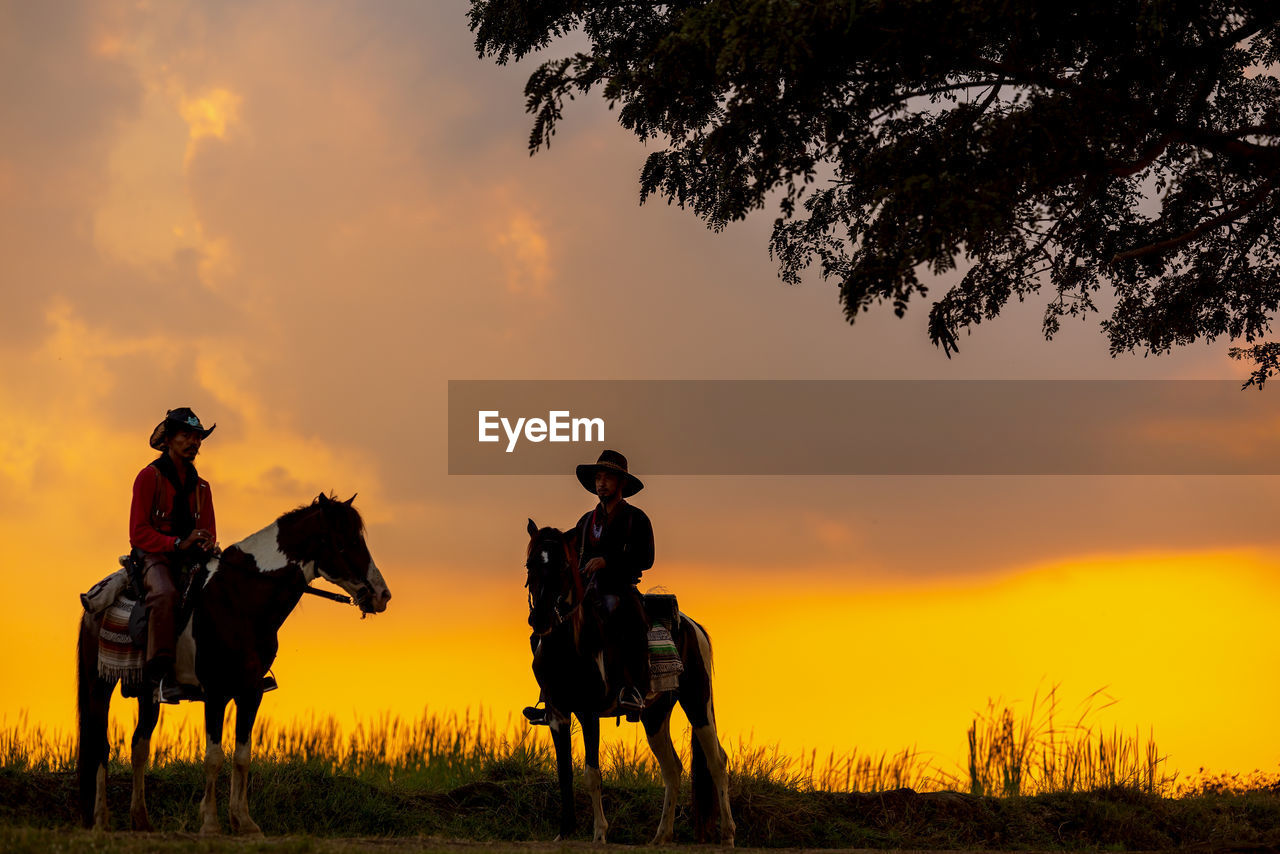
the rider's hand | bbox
[583,557,606,574]
[180,530,214,551]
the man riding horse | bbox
[524,449,653,724]
[130,407,217,704]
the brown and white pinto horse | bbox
[77,493,391,835]
[525,520,735,846]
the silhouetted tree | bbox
[471,1,1280,383]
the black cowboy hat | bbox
[576,449,644,497]
[149,407,216,450]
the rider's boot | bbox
[523,687,550,725]
[156,669,203,704]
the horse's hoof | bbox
[232,817,263,837]
[593,832,608,844]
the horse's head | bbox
[525,518,579,634]
[281,493,392,615]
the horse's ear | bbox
[316,492,330,505]
[345,493,357,505]
[527,518,538,538]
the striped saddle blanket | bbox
[98,589,146,691]
[645,593,684,693]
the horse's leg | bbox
[692,721,736,846]
[228,691,264,837]
[87,677,113,831]
[129,694,161,831]
[77,612,113,830]
[579,712,608,843]
[199,694,228,835]
[642,694,681,845]
[549,713,575,840]
[680,619,736,847]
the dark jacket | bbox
[573,501,654,590]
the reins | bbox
[302,586,351,605]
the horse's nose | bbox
[375,587,391,611]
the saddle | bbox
[584,593,684,722]
[81,554,206,698]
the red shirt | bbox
[129,460,216,553]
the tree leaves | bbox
[472,0,1280,378]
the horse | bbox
[76,493,392,835]
[524,519,736,845]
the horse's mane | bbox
[277,494,366,536]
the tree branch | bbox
[868,79,1013,123]
[1111,178,1277,262]
[1182,126,1280,161]
[1229,125,1280,137]
[1107,133,1175,177]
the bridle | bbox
[527,533,585,638]
[297,503,373,613]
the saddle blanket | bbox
[99,593,145,689]
[647,623,683,692]
[644,593,683,693]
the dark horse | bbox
[525,519,736,845]
[77,493,392,834]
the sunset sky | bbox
[4,1,1280,783]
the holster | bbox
[123,551,149,647]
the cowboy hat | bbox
[576,449,643,497]
[149,407,216,450]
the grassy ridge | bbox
[7,763,1280,848]
[5,692,1280,847]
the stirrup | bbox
[522,704,549,726]
[618,687,644,721]
[157,676,204,705]
[262,674,278,693]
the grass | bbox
[965,684,1175,796]
[4,690,1280,848]
[0,706,955,795]
[0,684,1180,796]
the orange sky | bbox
[4,1,1280,783]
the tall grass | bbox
[0,708,555,789]
[2,688,1174,796]
[965,684,1175,796]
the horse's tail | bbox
[687,618,719,843]
[77,611,108,828]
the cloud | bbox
[493,208,553,298]
[179,87,242,163]
[88,20,243,287]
